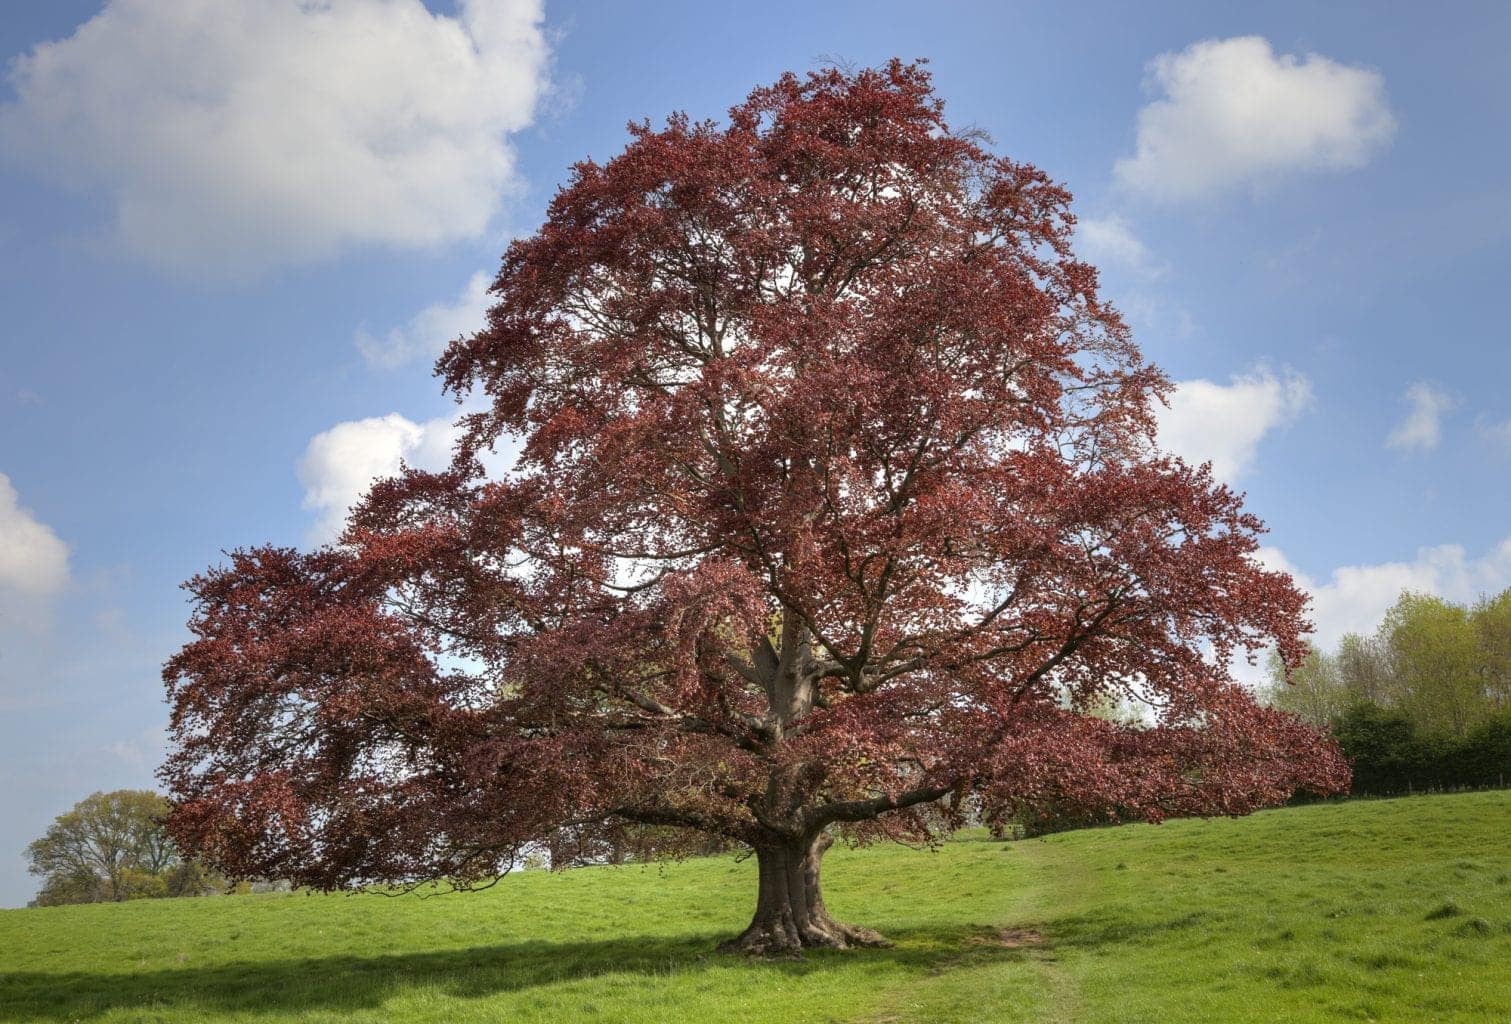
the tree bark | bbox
[718,833,890,956]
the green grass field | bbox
[2,791,1508,1023]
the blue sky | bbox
[1,0,1508,906]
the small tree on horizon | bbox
[162,61,1347,955]
[25,789,224,906]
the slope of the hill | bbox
[2,791,1508,1023]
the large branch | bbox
[803,783,954,831]
[614,684,771,751]
[610,803,756,843]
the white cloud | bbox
[356,270,494,368]
[0,473,69,596]
[1075,215,1166,278]
[1260,539,1511,653]
[1386,381,1455,452]
[1115,36,1396,201]
[298,410,520,543]
[298,414,462,544]
[0,0,549,277]
[1156,368,1313,481]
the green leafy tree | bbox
[1268,587,1511,794]
[1264,645,1351,729]
[31,867,106,906]
[1472,590,1511,711]
[25,790,223,906]
[1335,632,1391,705]
[1380,593,1486,738]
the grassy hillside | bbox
[2,791,1508,1023]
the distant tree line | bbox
[26,790,238,907]
[1265,589,1511,795]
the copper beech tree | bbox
[162,62,1348,955]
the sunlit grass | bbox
[2,791,1507,1023]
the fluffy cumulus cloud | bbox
[1386,382,1455,452]
[1115,36,1396,201]
[1260,540,1511,653]
[298,414,462,544]
[1156,368,1313,481]
[298,411,519,543]
[1074,215,1166,278]
[0,0,549,276]
[357,270,494,368]
[0,473,69,596]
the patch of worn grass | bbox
[1,791,1507,1023]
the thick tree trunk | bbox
[718,833,891,956]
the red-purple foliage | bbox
[162,62,1347,954]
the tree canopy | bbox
[162,61,1346,955]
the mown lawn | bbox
[1,791,1508,1023]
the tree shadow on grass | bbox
[0,923,1041,1021]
